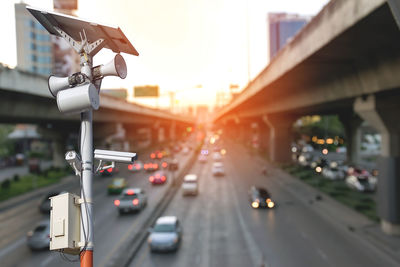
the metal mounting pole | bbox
[80,53,94,267]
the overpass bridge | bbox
[0,64,194,167]
[213,0,400,235]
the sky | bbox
[0,0,329,110]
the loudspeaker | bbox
[56,83,99,114]
[48,73,86,97]
[48,76,69,97]
[92,54,127,80]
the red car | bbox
[149,171,167,185]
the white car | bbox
[182,174,198,196]
[213,152,222,161]
[322,167,345,180]
[212,162,224,176]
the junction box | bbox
[49,192,81,254]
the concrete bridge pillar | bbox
[339,113,363,165]
[169,121,176,142]
[355,94,400,235]
[264,114,295,163]
[38,127,69,168]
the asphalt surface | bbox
[1,139,397,267]
[129,141,398,267]
[0,143,194,267]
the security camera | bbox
[65,151,82,175]
[92,54,127,80]
[94,149,137,164]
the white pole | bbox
[80,57,94,266]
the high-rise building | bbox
[52,0,80,76]
[268,13,311,60]
[15,3,53,76]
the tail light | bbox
[136,165,140,170]
[150,153,156,159]
[132,199,139,205]
[162,162,168,168]
[107,168,113,173]
[157,153,162,159]
[128,164,133,170]
[154,164,159,168]
[149,176,154,182]
[114,199,120,206]
[161,176,166,182]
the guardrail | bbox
[107,145,199,267]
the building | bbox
[268,13,310,59]
[52,0,80,76]
[15,3,53,76]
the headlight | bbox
[27,231,33,237]
[173,236,178,243]
[251,201,259,208]
[147,237,152,244]
[268,201,275,208]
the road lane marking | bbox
[226,167,270,267]
[317,248,328,261]
[40,253,57,267]
[0,236,24,259]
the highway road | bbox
[0,139,196,267]
[129,140,398,267]
[1,137,398,267]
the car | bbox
[212,162,224,176]
[248,186,275,209]
[148,216,182,252]
[182,147,190,155]
[149,171,167,185]
[27,220,50,251]
[212,152,222,161]
[144,162,159,172]
[114,188,147,214]
[198,154,207,163]
[38,191,64,214]
[322,162,346,180]
[182,174,198,196]
[345,167,377,192]
[107,177,127,195]
[99,164,119,177]
[128,160,143,172]
[169,158,179,171]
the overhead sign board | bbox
[134,85,159,97]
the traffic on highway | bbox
[1,0,400,266]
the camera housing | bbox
[65,151,82,175]
[94,149,137,164]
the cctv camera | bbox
[65,151,82,175]
[94,149,137,164]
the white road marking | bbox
[40,254,57,267]
[0,236,25,259]
[317,248,328,261]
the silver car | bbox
[27,220,50,251]
[148,216,182,252]
[114,188,147,215]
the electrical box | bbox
[50,192,81,254]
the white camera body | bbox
[65,151,82,176]
[94,149,137,164]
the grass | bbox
[0,167,71,202]
[281,164,379,222]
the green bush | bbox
[1,179,11,189]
